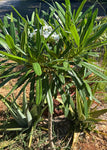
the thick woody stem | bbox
[48,111,55,150]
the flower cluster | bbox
[41,24,60,41]
[29,24,60,41]
[29,23,60,50]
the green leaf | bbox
[10,12,16,43]
[84,81,93,100]
[0,51,28,63]
[81,62,107,80]
[70,22,80,47]
[21,22,28,52]
[47,49,58,59]
[0,19,8,35]
[65,0,73,26]
[64,103,69,117]
[79,88,88,118]
[86,117,106,122]
[0,37,9,51]
[36,13,45,26]
[5,70,32,99]
[22,89,27,114]
[80,9,98,46]
[0,75,16,88]
[35,29,41,56]
[46,88,53,114]
[52,65,67,71]
[85,40,107,51]
[85,8,97,40]
[21,31,25,50]
[15,45,26,55]
[33,62,42,76]
[69,96,75,110]
[55,7,65,25]
[58,74,65,84]
[31,104,38,119]
[68,70,83,87]
[86,23,107,45]
[11,5,26,23]
[74,0,87,22]
[63,61,70,69]
[55,2,65,17]
[5,34,16,55]
[78,4,95,22]
[31,11,35,25]
[15,78,31,101]
[90,109,107,118]
[26,109,32,127]
[61,93,67,103]
[36,78,42,105]
[0,66,20,79]
[0,94,28,127]
[29,76,35,105]
[76,89,86,121]
[3,16,9,28]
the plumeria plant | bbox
[0,0,107,149]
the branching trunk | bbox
[48,111,55,150]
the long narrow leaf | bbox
[74,0,87,22]
[0,51,28,63]
[81,62,107,80]
[5,70,32,99]
[70,22,80,47]
[46,88,53,114]
[11,5,26,23]
[76,89,86,121]
[0,37,9,51]
[86,23,107,46]
[5,34,16,55]
[36,78,42,105]
[90,109,107,118]
[10,12,16,43]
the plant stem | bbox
[71,131,80,150]
[48,111,55,150]
[28,126,34,148]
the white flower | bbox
[52,33,60,41]
[43,25,52,31]
[40,24,52,38]
[29,23,60,42]
[29,29,37,38]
